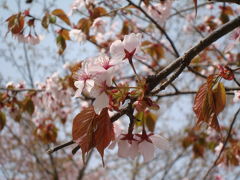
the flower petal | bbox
[110,40,125,60]
[149,134,170,150]
[85,79,95,93]
[118,140,130,158]
[74,81,84,97]
[129,141,139,159]
[93,92,109,114]
[138,140,155,162]
[123,33,141,53]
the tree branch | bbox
[147,15,240,93]
[209,0,240,5]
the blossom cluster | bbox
[110,123,169,162]
[32,73,73,126]
[73,33,143,114]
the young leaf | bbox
[6,14,24,34]
[41,13,50,29]
[72,107,114,162]
[145,111,157,132]
[77,18,92,36]
[72,107,97,155]
[22,97,35,115]
[59,29,70,40]
[94,108,114,158]
[92,7,107,19]
[193,75,222,131]
[56,35,66,55]
[212,82,226,114]
[51,9,71,26]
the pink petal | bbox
[74,81,84,97]
[123,33,141,52]
[138,140,155,162]
[110,40,125,60]
[85,79,95,93]
[149,134,169,150]
[129,141,139,159]
[93,92,109,114]
[118,140,131,158]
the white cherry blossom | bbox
[144,1,172,25]
[138,133,169,162]
[73,59,96,97]
[110,33,142,61]
[69,29,86,43]
[91,17,106,34]
[233,90,240,103]
[89,70,113,114]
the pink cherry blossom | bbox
[69,0,95,15]
[89,70,113,114]
[110,33,142,61]
[91,17,106,34]
[114,130,169,162]
[118,138,139,159]
[137,133,169,162]
[69,29,86,43]
[144,1,172,25]
[91,54,121,72]
[15,34,41,45]
[109,121,123,149]
[73,59,96,97]
[233,90,240,103]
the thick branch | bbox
[147,16,240,92]
[209,0,240,5]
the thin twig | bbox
[203,108,240,180]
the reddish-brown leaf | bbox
[59,29,70,40]
[76,18,92,36]
[6,14,24,34]
[91,7,107,19]
[94,108,114,158]
[72,107,114,161]
[51,9,71,26]
[72,107,97,155]
[212,82,226,114]
[193,75,222,131]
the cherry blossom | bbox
[92,54,121,72]
[145,1,172,25]
[69,0,95,15]
[32,73,73,125]
[73,59,96,97]
[91,17,106,34]
[233,90,240,103]
[110,33,142,61]
[114,130,169,162]
[89,70,113,114]
[69,29,86,43]
[15,34,41,45]
[137,132,169,162]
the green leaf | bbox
[56,35,66,55]
[41,13,50,29]
[23,98,35,115]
